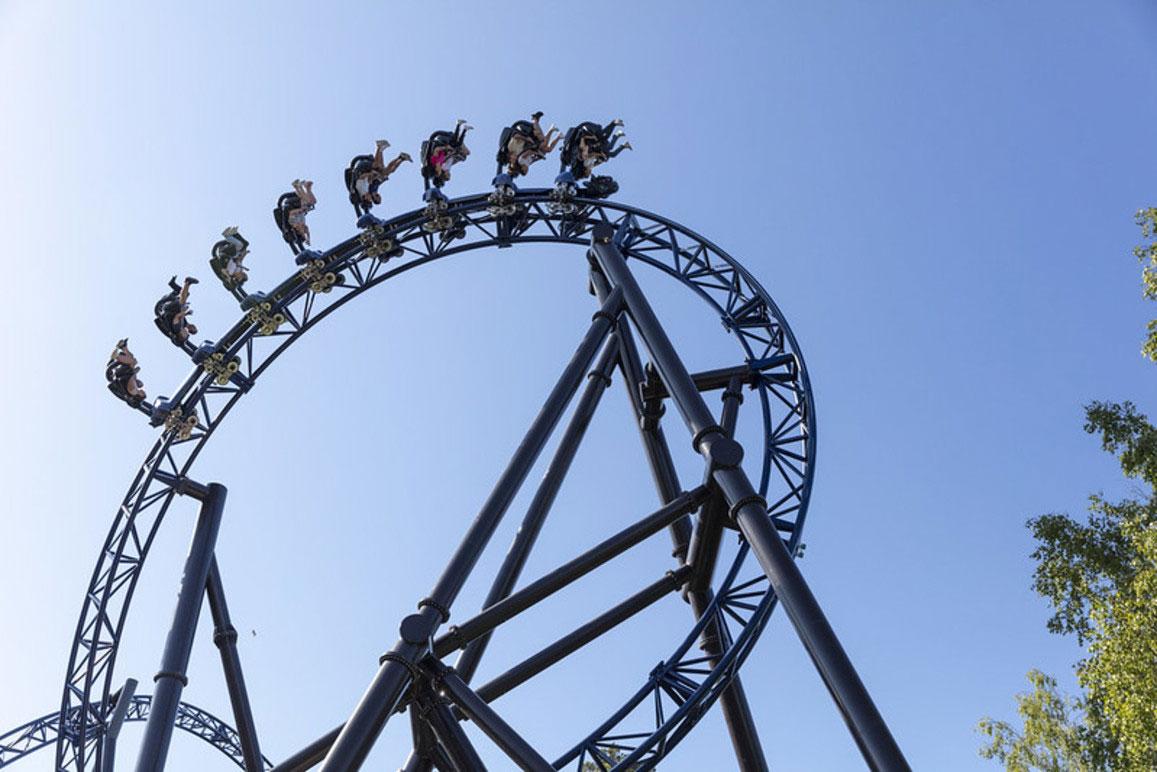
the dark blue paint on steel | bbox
[0,696,270,770]
[50,190,819,771]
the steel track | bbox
[53,190,815,770]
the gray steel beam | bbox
[319,288,624,772]
[591,222,909,772]
[135,482,227,772]
[101,678,137,772]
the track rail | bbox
[55,190,815,770]
[2,695,270,770]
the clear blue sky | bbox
[1,2,1155,770]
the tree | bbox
[977,670,1099,771]
[978,211,1157,770]
[580,746,646,771]
[1135,207,1157,362]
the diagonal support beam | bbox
[277,491,706,772]
[475,566,692,705]
[433,488,707,659]
[319,287,625,772]
[609,314,691,561]
[454,334,621,685]
[133,483,227,772]
[269,727,340,772]
[429,661,553,772]
[591,222,910,772]
[681,377,764,751]
[206,557,264,772]
[135,482,227,772]
[101,678,137,772]
[591,268,771,772]
[409,703,454,772]
[416,684,488,772]
[685,376,744,597]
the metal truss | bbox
[39,189,906,770]
[0,695,269,769]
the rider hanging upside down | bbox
[497,112,561,179]
[421,119,472,197]
[560,120,632,181]
[274,179,316,253]
[106,338,146,407]
[154,275,199,347]
[210,226,250,290]
[346,140,412,218]
[289,179,316,244]
[554,119,632,200]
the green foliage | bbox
[1084,401,1157,488]
[980,403,1157,769]
[580,747,646,771]
[977,670,1101,771]
[1134,207,1157,361]
[1074,502,1157,768]
[979,209,1157,770]
[1028,401,1155,648]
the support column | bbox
[206,557,264,772]
[591,268,770,772]
[454,335,620,684]
[419,687,488,772]
[409,703,454,772]
[135,482,227,772]
[432,491,706,660]
[475,567,691,704]
[590,222,909,772]
[320,288,624,772]
[101,678,137,772]
[685,376,743,596]
[432,663,553,772]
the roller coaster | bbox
[1,115,910,771]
